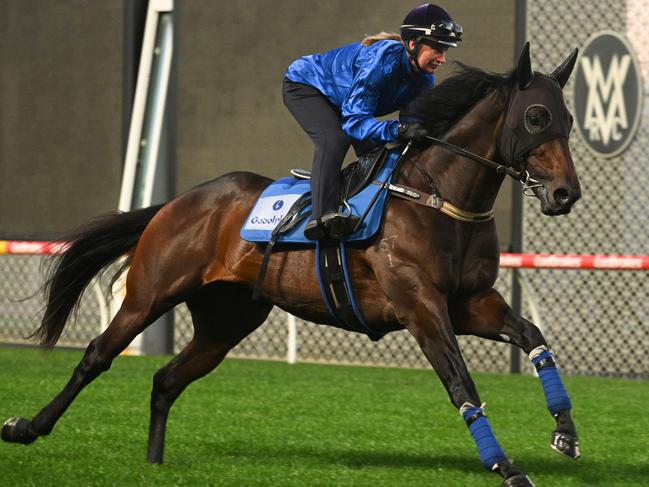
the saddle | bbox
[292,146,389,205]
[242,145,403,341]
[241,147,395,244]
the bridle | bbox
[386,43,578,223]
[421,134,544,196]
[386,133,544,223]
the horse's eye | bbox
[524,105,552,134]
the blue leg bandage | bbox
[530,346,572,415]
[461,404,507,470]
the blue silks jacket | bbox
[285,40,435,144]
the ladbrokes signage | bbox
[573,31,643,158]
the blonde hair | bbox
[361,32,402,46]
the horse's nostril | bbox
[554,188,571,205]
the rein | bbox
[425,135,523,179]
[424,135,544,195]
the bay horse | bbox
[3,44,581,487]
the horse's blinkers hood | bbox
[499,44,578,167]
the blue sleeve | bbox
[340,52,400,143]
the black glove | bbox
[397,122,429,142]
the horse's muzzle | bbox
[534,183,581,215]
[525,138,581,215]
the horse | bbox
[2,43,581,487]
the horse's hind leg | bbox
[2,291,174,445]
[450,289,579,459]
[147,283,272,464]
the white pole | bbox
[118,1,162,212]
[286,312,297,364]
[93,281,110,333]
[140,12,174,207]
[518,271,544,375]
[114,0,174,355]
[518,271,544,334]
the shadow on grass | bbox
[189,439,481,472]
[521,453,649,484]
[184,438,649,484]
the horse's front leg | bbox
[392,284,533,487]
[451,289,580,459]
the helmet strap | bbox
[404,38,424,73]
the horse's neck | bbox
[406,91,507,213]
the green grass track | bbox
[0,346,647,486]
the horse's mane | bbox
[403,63,515,138]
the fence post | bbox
[286,312,297,364]
[509,0,527,374]
[119,0,176,355]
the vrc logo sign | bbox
[272,200,284,211]
[573,31,643,158]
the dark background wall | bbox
[0,1,123,239]
[177,0,517,179]
[1,0,517,243]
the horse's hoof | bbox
[502,474,535,487]
[495,460,535,487]
[1,417,37,444]
[551,431,580,459]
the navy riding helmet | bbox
[401,3,463,49]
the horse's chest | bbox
[457,258,499,295]
[419,231,499,295]
[457,243,500,294]
[425,254,497,295]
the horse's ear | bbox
[551,48,579,89]
[516,42,534,90]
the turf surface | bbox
[0,346,647,486]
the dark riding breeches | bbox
[282,79,373,220]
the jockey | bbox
[283,3,463,240]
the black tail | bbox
[31,204,165,349]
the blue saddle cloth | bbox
[240,150,400,243]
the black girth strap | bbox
[252,193,311,300]
[317,241,383,341]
